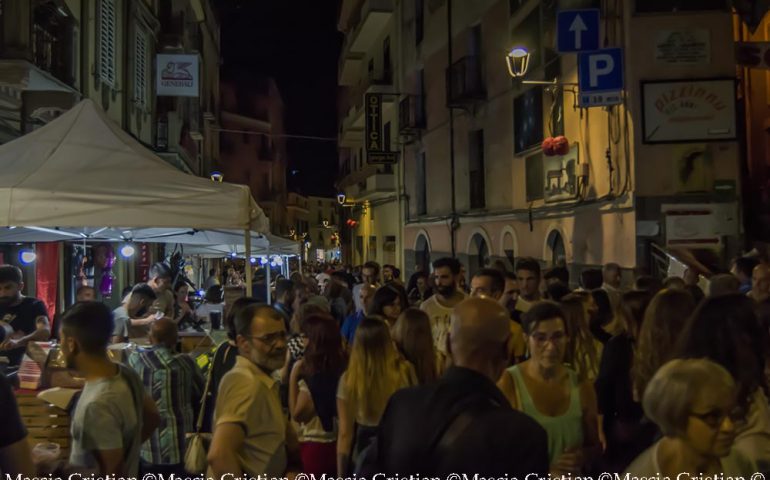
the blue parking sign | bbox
[578,48,624,107]
[557,9,600,53]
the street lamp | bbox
[210,171,224,182]
[322,219,329,228]
[337,193,347,205]
[505,46,578,88]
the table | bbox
[16,390,71,460]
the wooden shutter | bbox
[134,27,148,108]
[98,0,117,88]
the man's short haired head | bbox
[204,285,223,303]
[0,265,23,285]
[362,261,381,283]
[733,257,759,282]
[708,274,741,297]
[275,280,295,303]
[634,275,663,295]
[149,262,172,291]
[234,304,288,371]
[150,318,178,349]
[580,268,604,290]
[208,268,216,276]
[126,283,157,317]
[60,302,113,360]
[432,257,461,275]
[470,268,505,299]
[515,258,541,278]
[603,263,622,287]
[543,266,569,286]
[546,283,571,302]
[75,285,97,302]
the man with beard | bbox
[207,304,301,478]
[420,258,467,357]
[0,265,50,365]
[60,302,160,476]
[112,284,157,343]
[353,261,381,312]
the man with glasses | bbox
[207,304,301,478]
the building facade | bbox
[337,0,404,270]
[219,76,289,236]
[307,195,340,263]
[392,0,743,281]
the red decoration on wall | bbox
[553,136,569,156]
[542,137,556,156]
[35,243,59,331]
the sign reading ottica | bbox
[157,54,199,97]
[364,93,397,164]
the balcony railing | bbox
[399,95,426,134]
[446,55,485,107]
[32,22,75,86]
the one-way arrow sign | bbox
[557,9,600,53]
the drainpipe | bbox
[447,0,458,257]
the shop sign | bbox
[157,54,199,97]
[655,29,710,65]
[641,79,736,143]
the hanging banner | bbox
[736,41,770,70]
[156,54,199,97]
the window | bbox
[469,130,485,209]
[133,26,148,108]
[514,88,543,154]
[415,0,424,45]
[368,58,374,79]
[417,152,427,215]
[383,122,391,151]
[383,37,392,82]
[525,151,544,202]
[368,236,377,261]
[547,230,566,266]
[418,69,427,126]
[98,0,117,88]
[635,0,726,13]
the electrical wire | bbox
[210,127,338,142]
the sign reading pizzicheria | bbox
[157,54,199,97]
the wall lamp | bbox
[505,47,578,89]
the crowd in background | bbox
[2,253,770,477]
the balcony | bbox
[446,55,485,107]
[339,69,394,145]
[347,0,394,53]
[342,168,396,202]
[339,38,364,86]
[398,95,426,134]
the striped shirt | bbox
[129,345,205,465]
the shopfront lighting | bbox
[250,257,257,265]
[19,250,36,264]
[506,47,530,78]
[260,256,268,265]
[230,252,237,258]
[119,245,136,258]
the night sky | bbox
[219,0,342,197]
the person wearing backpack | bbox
[369,297,549,476]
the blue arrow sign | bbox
[557,9,600,53]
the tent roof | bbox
[0,99,269,232]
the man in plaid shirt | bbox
[129,318,204,475]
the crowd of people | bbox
[1,254,770,477]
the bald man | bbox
[341,283,376,345]
[370,298,549,476]
[128,319,204,474]
[749,264,770,303]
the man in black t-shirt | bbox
[0,265,51,365]
[0,373,34,475]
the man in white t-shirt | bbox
[420,257,466,356]
[352,261,381,313]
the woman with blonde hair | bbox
[560,294,601,382]
[392,308,442,384]
[625,358,752,476]
[336,317,416,475]
[632,289,695,401]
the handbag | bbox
[185,362,214,473]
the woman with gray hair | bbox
[624,358,753,476]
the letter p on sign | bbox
[589,54,614,87]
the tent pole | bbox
[244,230,252,295]
[266,250,272,304]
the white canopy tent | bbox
[0,99,268,232]
[0,99,285,295]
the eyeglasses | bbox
[690,406,746,429]
[244,331,288,347]
[530,331,567,345]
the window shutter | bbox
[98,0,117,88]
[134,27,148,108]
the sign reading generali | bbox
[156,54,199,97]
[641,79,736,144]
